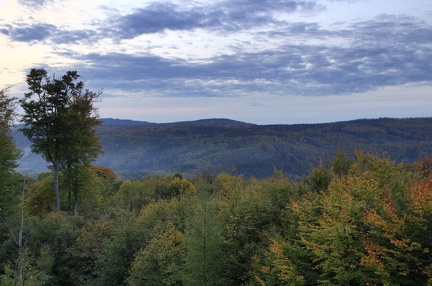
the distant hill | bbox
[101,118,155,126]
[101,118,254,127]
[13,117,432,179]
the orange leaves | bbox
[361,241,388,276]
[289,153,432,284]
[358,175,432,282]
[363,192,406,240]
[90,166,117,183]
[408,179,432,216]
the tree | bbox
[63,165,104,215]
[302,163,333,193]
[0,87,20,214]
[20,68,102,212]
[0,180,27,285]
[293,153,424,285]
[182,190,227,286]
[28,213,84,285]
[0,179,58,286]
[252,237,305,286]
[127,222,185,286]
[63,85,103,214]
[92,209,141,286]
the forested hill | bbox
[14,117,432,179]
[100,118,255,127]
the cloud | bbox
[50,29,97,44]
[71,13,432,99]
[2,23,54,42]
[18,0,53,8]
[0,22,97,44]
[7,1,432,102]
[350,15,432,46]
[112,3,203,37]
[108,0,322,39]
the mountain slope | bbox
[13,117,432,179]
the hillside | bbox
[13,117,432,179]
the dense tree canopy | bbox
[1,151,432,285]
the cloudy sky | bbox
[1,0,431,124]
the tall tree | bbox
[182,190,227,286]
[0,86,20,214]
[20,68,102,212]
[63,90,103,214]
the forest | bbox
[14,117,432,180]
[2,69,432,285]
[2,151,432,285]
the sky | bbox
[0,0,431,124]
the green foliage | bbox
[68,218,111,285]
[26,173,56,215]
[0,212,84,285]
[62,165,104,215]
[3,246,56,286]
[29,213,84,285]
[0,262,14,286]
[91,209,141,286]
[303,163,334,193]
[182,190,227,286]
[128,222,185,286]
[20,69,101,164]
[0,87,20,215]
[20,68,102,211]
[104,174,196,213]
[290,153,432,285]
[329,148,354,177]
[215,173,298,284]
[0,173,24,218]
[4,145,432,285]
[252,237,305,286]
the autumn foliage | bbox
[2,152,432,285]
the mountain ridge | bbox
[101,117,254,127]
[13,117,432,179]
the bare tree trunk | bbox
[17,179,26,285]
[54,159,61,212]
[68,189,72,213]
[73,189,79,216]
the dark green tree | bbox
[0,86,20,215]
[20,68,102,212]
[329,149,354,177]
[182,190,227,286]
